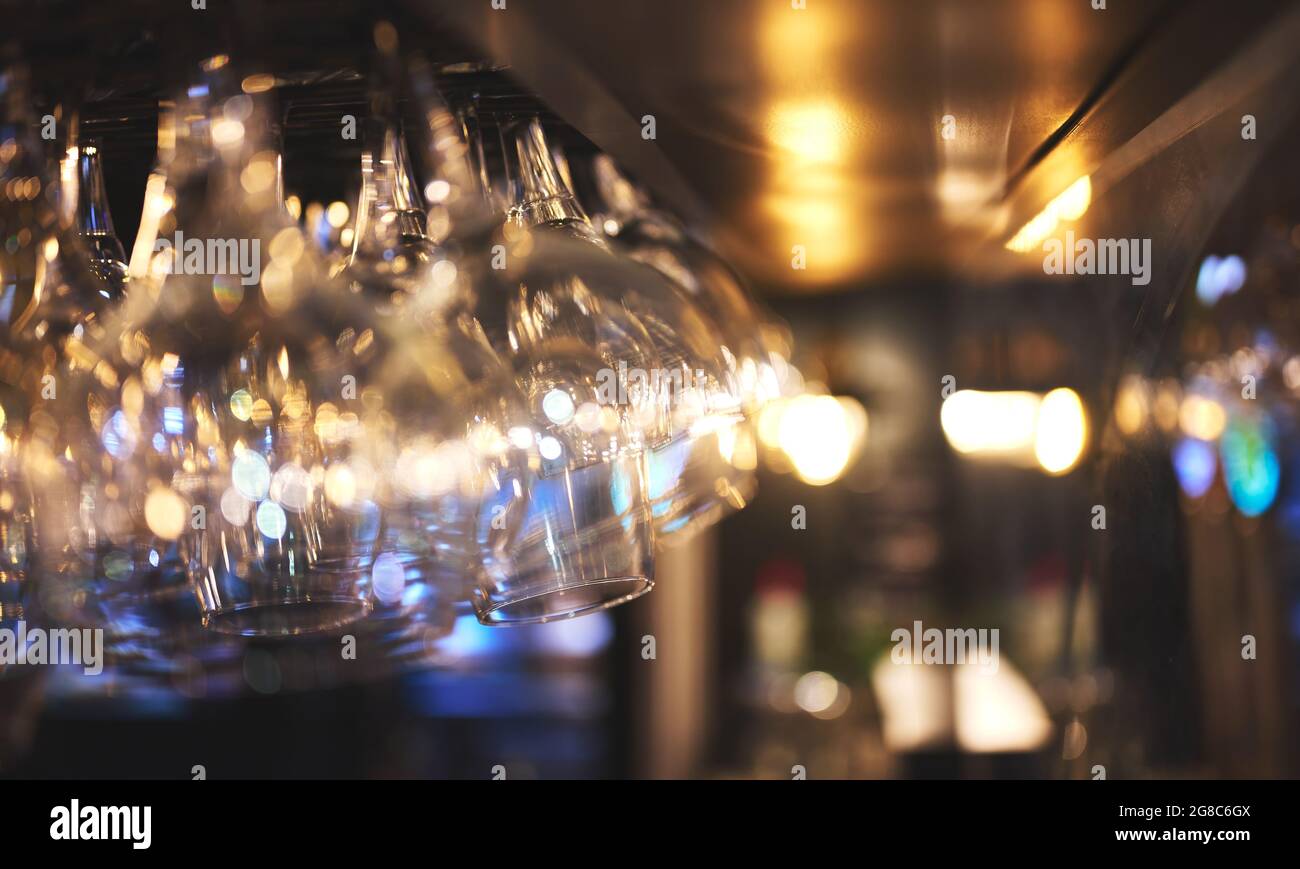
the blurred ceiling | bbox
[8,0,1300,297]
[426,0,1299,295]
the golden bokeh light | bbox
[941,388,1087,475]
[773,394,867,486]
[1034,388,1087,475]
[144,486,188,540]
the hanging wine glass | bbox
[36,54,404,639]
[382,74,660,621]
[64,140,128,298]
[560,151,774,532]
[176,61,394,636]
[17,69,219,649]
[342,58,475,619]
[36,130,226,674]
[509,119,752,538]
[336,36,641,627]
[0,52,126,636]
[315,36,496,635]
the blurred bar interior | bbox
[3,0,1300,779]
